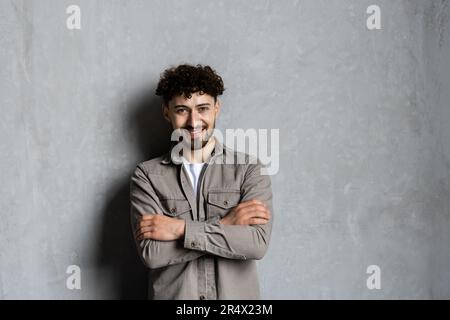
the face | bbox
[163,92,221,150]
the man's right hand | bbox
[219,200,271,226]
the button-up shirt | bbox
[129,139,274,300]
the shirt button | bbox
[191,241,197,248]
[199,295,206,300]
[170,207,176,213]
[223,200,228,206]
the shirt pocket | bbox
[160,198,192,219]
[206,189,241,218]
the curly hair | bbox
[155,64,225,104]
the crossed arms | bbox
[130,162,273,269]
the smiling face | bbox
[163,91,221,150]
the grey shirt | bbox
[129,140,274,300]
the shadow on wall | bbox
[96,85,172,299]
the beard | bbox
[190,129,214,150]
[181,119,216,151]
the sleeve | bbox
[182,159,273,260]
[130,164,205,269]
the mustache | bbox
[183,125,205,130]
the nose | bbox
[187,109,200,128]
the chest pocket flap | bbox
[160,198,191,217]
[207,190,241,215]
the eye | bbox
[176,109,187,114]
[198,107,208,113]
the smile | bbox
[188,128,206,138]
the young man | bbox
[130,64,273,300]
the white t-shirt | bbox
[182,157,206,194]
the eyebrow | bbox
[173,103,211,109]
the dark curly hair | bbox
[155,64,225,104]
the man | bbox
[130,64,273,300]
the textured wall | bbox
[0,0,449,299]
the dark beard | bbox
[182,131,211,150]
[184,119,216,150]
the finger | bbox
[241,206,271,219]
[134,226,154,236]
[140,214,155,220]
[136,232,145,241]
[139,220,154,228]
[250,210,271,221]
[249,199,266,207]
[248,217,269,225]
[135,226,155,238]
[136,229,156,240]
[236,202,262,212]
[239,200,267,209]
[249,204,269,214]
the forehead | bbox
[169,92,215,107]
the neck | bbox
[183,137,216,163]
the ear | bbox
[162,103,171,122]
[214,98,221,117]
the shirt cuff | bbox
[184,220,207,251]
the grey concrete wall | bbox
[0,0,449,299]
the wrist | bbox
[177,220,186,239]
